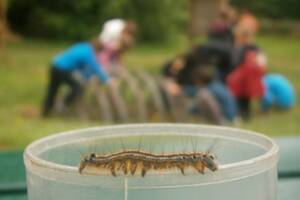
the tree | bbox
[0,0,8,47]
[7,0,187,42]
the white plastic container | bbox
[24,124,279,200]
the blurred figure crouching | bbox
[42,39,110,117]
[261,73,296,112]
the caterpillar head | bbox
[79,153,96,173]
[202,153,218,171]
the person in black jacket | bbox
[161,45,238,124]
[161,52,224,124]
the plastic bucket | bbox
[24,124,279,200]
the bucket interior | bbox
[38,133,266,170]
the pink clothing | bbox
[97,43,121,71]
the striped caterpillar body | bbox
[79,151,218,177]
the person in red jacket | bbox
[227,21,266,120]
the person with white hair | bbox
[100,19,126,46]
[97,19,137,73]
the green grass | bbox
[0,35,299,149]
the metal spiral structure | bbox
[53,68,205,123]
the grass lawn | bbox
[0,35,299,149]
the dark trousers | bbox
[237,97,251,120]
[42,67,82,116]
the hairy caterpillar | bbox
[79,150,218,177]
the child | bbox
[97,19,137,74]
[42,39,111,117]
[261,73,296,111]
[227,21,266,120]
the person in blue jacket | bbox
[42,39,110,117]
[261,73,296,111]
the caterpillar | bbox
[79,150,218,177]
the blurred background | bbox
[0,0,299,150]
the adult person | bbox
[161,50,237,125]
[183,45,239,123]
[42,39,112,117]
[208,6,238,44]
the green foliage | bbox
[7,0,187,42]
[231,0,300,19]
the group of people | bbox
[161,8,296,125]
[42,11,296,124]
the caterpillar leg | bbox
[130,162,138,176]
[141,168,148,177]
[79,162,87,173]
[117,161,124,170]
[110,163,117,177]
[122,161,129,175]
[141,164,150,177]
[194,161,205,174]
[176,164,185,175]
[179,168,185,175]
